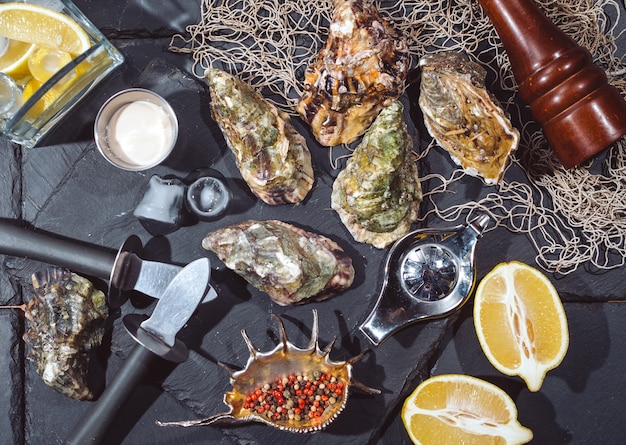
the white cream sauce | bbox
[107,100,174,166]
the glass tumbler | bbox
[0,0,124,147]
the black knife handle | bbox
[66,344,157,445]
[0,220,116,279]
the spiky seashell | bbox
[206,68,314,205]
[158,310,379,432]
[418,51,520,184]
[202,220,354,306]
[23,267,108,400]
[331,100,422,248]
[296,0,409,147]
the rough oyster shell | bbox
[331,100,422,248]
[202,220,354,306]
[206,68,314,205]
[418,51,520,184]
[297,0,409,147]
[157,310,379,433]
[24,267,108,400]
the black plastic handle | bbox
[0,220,116,279]
[65,344,157,445]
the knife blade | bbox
[65,257,211,445]
[0,220,217,307]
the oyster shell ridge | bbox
[206,68,314,204]
[331,100,422,248]
[418,51,520,184]
[24,267,108,400]
[297,0,409,147]
[201,220,354,306]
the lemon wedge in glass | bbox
[0,37,35,81]
[0,3,91,54]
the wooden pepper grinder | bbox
[476,0,626,168]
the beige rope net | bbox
[170,0,626,275]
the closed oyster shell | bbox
[202,220,354,306]
[297,0,409,147]
[24,267,108,400]
[418,51,520,184]
[206,68,314,205]
[331,100,422,248]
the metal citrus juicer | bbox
[359,214,490,346]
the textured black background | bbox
[0,1,625,444]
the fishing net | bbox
[170,0,626,275]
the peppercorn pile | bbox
[241,371,346,426]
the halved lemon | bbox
[0,3,91,54]
[474,261,569,392]
[0,39,35,80]
[401,374,533,445]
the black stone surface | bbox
[0,1,625,444]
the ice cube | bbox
[186,176,230,220]
[0,73,22,119]
[133,175,186,235]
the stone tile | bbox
[379,301,626,444]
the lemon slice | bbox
[22,78,61,117]
[28,46,74,83]
[0,39,35,80]
[474,261,569,392]
[0,3,91,54]
[401,374,533,445]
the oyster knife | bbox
[66,257,211,445]
[0,220,217,307]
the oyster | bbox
[331,100,422,248]
[418,51,520,184]
[158,310,379,432]
[206,68,314,205]
[296,0,409,147]
[23,267,108,400]
[202,220,354,306]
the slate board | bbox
[9,59,454,444]
[3,1,626,443]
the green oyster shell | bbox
[205,68,314,205]
[24,267,108,400]
[331,100,422,248]
[202,220,354,306]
